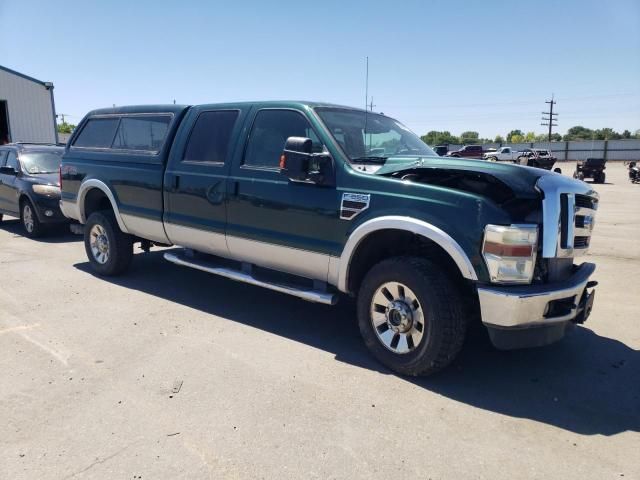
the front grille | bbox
[574,236,590,248]
[559,193,597,256]
[537,175,599,259]
[575,194,598,210]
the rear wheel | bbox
[595,172,606,183]
[21,199,44,238]
[357,256,467,376]
[84,210,133,275]
[488,156,498,162]
[578,172,585,181]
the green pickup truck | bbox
[60,101,598,376]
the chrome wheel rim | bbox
[23,205,34,233]
[89,224,110,264]
[370,282,425,354]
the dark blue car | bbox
[0,143,68,237]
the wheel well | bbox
[347,229,470,295]
[18,194,30,208]
[83,188,113,220]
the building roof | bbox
[0,64,51,87]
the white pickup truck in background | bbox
[483,147,518,162]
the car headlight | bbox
[32,184,61,196]
[482,224,538,284]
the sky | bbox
[1,0,639,139]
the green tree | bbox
[594,128,621,140]
[563,126,594,141]
[510,134,525,143]
[420,131,459,146]
[57,122,76,134]
[524,131,536,142]
[460,131,479,144]
[494,135,505,143]
[622,130,632,139]
[506,129,524,143]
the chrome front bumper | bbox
[477,262,596,329]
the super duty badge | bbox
[340,193,370,220]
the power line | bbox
[541,94,558,141]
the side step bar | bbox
[164,251,338,305]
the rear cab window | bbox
[183,110,240,164]
[72,114,173,154]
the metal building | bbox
[0,65,58,144]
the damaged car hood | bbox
[375,156,554,199]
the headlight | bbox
[32,184,61,196]
[482,224,538,284]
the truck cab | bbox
[60,101,598,376]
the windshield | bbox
[315,108,435,163]
[20,151,62,174]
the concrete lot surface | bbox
[1,163,638,479]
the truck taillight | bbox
[482,224,538,284]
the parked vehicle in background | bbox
[0,143,67,237]
[483,146,519,162]
[627,162,639,183]
[574,158,607,183]
[60,101,599,376]
[445,144,484,158]
[516,148,558,171]
[432,145,448,156]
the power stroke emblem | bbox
[340,193,370,220]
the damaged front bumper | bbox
[477,262,596,349]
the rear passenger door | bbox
[163,106,247,256]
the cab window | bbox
[183,110,239,163]
[0,150,7,166]
[243,110,321,168]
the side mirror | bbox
[0,166,17,175]
[280,136,335,186]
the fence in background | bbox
[443,139,640,161]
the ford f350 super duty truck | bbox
[60,102,598,376]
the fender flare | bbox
[335,216,478,293]
[77,179,129,233]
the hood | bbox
[23,173,60,187]
[375,156,556,199]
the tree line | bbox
[421,127,640,146]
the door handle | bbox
[171,175,180,190]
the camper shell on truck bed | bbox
[60,101,599,376]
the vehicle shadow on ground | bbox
[0,218,80,243]
[74,250,639,437]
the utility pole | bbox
[541,94,558,141]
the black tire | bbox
[596,172,606,184]
[0,213,3,223]
[357,256,467,376]
[577,172,585,181]
[21,199,44,238]
[84,210,133,276]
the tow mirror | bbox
[280,136,335,186]
[0,166,17,175]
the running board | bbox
[163,251,338,305]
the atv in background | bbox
[574,158,607,183]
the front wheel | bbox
[357,257,467,376]
[84,210,133,276]
[21,199,44,238]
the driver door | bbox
[0,150,19,215]
[225,107,343,282]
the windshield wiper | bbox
[350,156,388,164]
